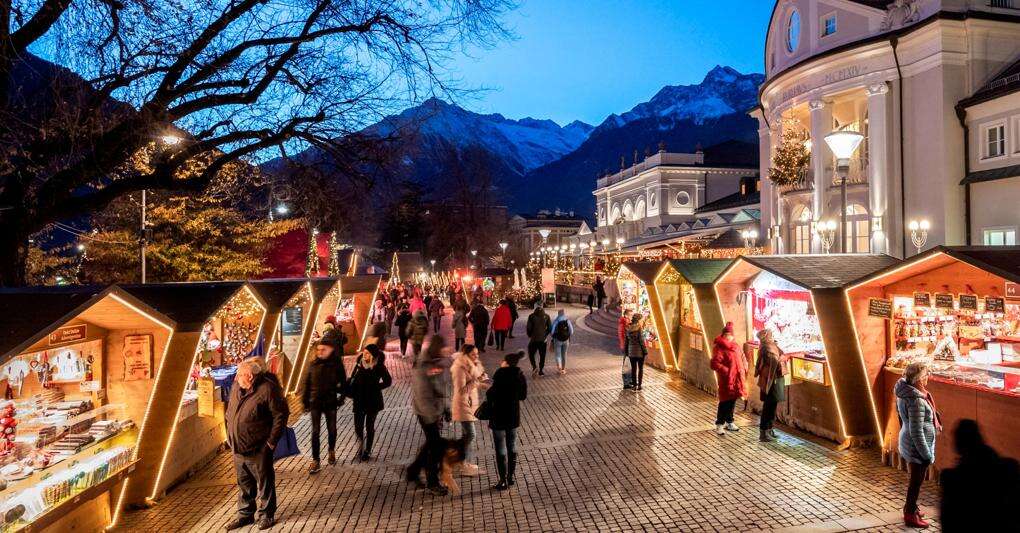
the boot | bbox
[759,429,776,442]
[903,511,930,529]
[506,452,518,487]
[327,450,336,466]
[492,453,508,491]
[767,428,778,440]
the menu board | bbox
[123,334,153,381]
[868,298,893,319]
[913,292,931,307]
[986,296,1005,313]
[959,294,978,310]
[935,293,955,310]
[198,377,216,417]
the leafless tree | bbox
[0,0,514,285]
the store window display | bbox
[617,269,659,352]
[749,271,827,385]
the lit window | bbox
[844,204,871,253]
[984,228,1017,246]
[787,10,801,52]
[986,124,1006,158]
[822,15,837,37]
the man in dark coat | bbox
[224,358,290,531]
[302,338,347,473]
[468,301,490,353]
[940,419,1020,531]
[506,298,519,338]
[593,276,607,310]
[525,303,552,376]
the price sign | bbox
[197,377,216,417]
[868,298,893,319]
[934,293,955,310]
[958,294,978,311]
[913,292,931,307]
[986,296,1005,314]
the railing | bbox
[780,169,814,193]
[833,154,869,186]
[989,0,1016,9]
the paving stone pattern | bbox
[117,306,940,532]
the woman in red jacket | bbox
[710,322,746,435]
[491,299,514,351]
[617,309,631,354]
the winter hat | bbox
[722,322,734,335]
[325,315,337,326]
[504,350,525,366]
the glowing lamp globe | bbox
[824,130,865,160]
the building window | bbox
[986,124,1006,158]
[984,227,1017,246]
[791,205,811,254]
[844,204,871,253]
[676,191,691,206]
[821,14,836,37]
[787,10,801,53]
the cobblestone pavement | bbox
[117,305,940,532]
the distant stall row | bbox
[615,247,1020,468]
[0,276,381,532]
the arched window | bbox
[610,203,621,224]
[845,204,871,253]
[634,198,647,220]
[791,205,812,254]
[623,200,634,221]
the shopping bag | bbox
[621,356,632,389]
[473,400,492,421]
[273,427,300,461]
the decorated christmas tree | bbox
[768,120,811,187]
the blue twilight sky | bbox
[452,0,774,126]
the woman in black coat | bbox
[346,344,392,461]
[486,351,528,491]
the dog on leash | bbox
[438,437,469,495]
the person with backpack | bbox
[525,303,551,376]
[549,309,574,375]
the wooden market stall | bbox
[0,285,180,532]
[617,262,673,371]
[845,246,1020,470]
[714,254,899,446]
[340,275,383,352]
[250,279,314,386]
[119,282,267,504]
[284,278,341,397]
[653,259,733,393]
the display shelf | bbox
[790,354,829,386]
[16,459,137,533]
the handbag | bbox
[487,330,495,346]
[473,399,492,420]
[273,427,300,461]
[621,355,633,389]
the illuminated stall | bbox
[714,255,898,446]
[0,286,179,531]
[617,262,673,371]
[119,282,267,503]
[250,280,314,386]
[653,259,733,393]
[846,246,1020,470]
[340,276,383,352]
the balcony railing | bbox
[989,0,1016,9]
[832,154,869,186]
[779,169,813,193]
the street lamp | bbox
[430,259,436,272]
[817,219,838,253]
[499,241,508,267]
[275,203,289,216]
[908,219,930,256]
[615,236,625,251]
[601,238,610,250]
[740,229,759,249]
[824,129,865,253]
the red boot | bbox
[903,511,930,529]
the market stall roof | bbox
[340,275,383,295]
[848,246,1020,288]
[704,229,752,250]
[250,279,308,312]
[309,278,339,301]
[620,261,665,284]
[667,259,733,285]
[122,281,253,331]
[724,254,901,289]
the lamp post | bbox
[499,241,508,267]
[470,249,477,270]
[817,219,838,253]
[615,236,625,252]
[430,259,436,273]
[908,219,930,256]
[740,229,759,249]
[824,130,865,253]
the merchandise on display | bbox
[335,298,355,322]
[750,271,826,384]
[618,278,659,349]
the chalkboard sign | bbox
[868,298,893,319]
[935,293,955,309]
[913,292,931,307]
[986,296,1005,313]
[959,294,978,310]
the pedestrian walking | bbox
[406,336,452,496]
[302,338,347,473]
[385,298,396,335]
[507,298,519,339]
[940,419,1020,532]
[525,303,551,376]
[394,304,412,357]
[452,306,468,351]
[549,309,573,375]
[347,344,392,461]
[491,299,513,351]
[755,328,787,442]
[224,358,289,531]
[428,295,445,333]
[586,291,595,314]
[710,322,745,435]
[370,299,387,328]
[451,344,489,476]
[624,314,647,390]
[406,309,430,361]
[896,361,940,529]
[593,276,606,310]
[468,300,490,353]
[409,294,427,315]
[486,351,528,491]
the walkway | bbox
[117,305,940,532]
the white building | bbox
[592,150,759,248]
[508,211,588,258]
[754,0,1020,256]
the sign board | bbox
[959,294,978,311]
[986,296,1005,314]
[122,334,153,381]
[48,324,87,346]
[934,293,955,310]
[281,307,303,336]
[867,298,893,319]
[197,377,216,417]
[913,292,931,308]
[1007,282,1020,300]
[541,268,556,294]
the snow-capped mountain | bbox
[366,98,593,174]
